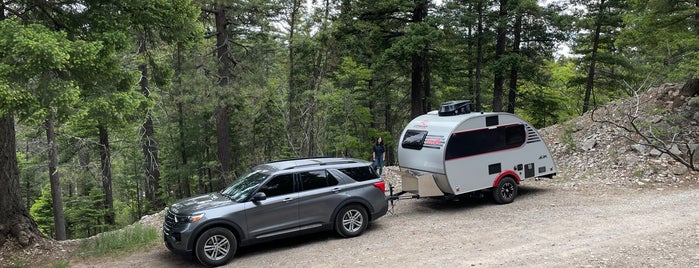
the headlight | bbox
[174,213,205,223]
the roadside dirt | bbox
[69,178,699,268]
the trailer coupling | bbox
[386,183,422,214]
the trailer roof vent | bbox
[438,100,472,116]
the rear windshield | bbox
[402,130,428,150]
[338,166,378,182]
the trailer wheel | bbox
[335,204,368,238]
[492,177,518,204]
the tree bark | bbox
[410,0,430,119]
[0,114,43,247]
[175,44,191,198]
[138,32,163,210]
[507,12,522,114]
[97,124,115,225]
[582,0,605,114]
[493,0,509,112]
[474,1,484,112]
[215,3,233,186]
[288,0,302,156]
[45,110,66,240]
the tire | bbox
[194,227,237,267]
[492,177,518,204]
[335,204,368,238]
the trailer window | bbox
[402,130,428,150]
[445,124,526,160]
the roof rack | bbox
[282,159,358,170]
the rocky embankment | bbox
[538,83,699,189]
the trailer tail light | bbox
[373,181,386,192]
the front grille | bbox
[163,209,176,235]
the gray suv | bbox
[163,157,388,266]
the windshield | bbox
[220,169,269,202]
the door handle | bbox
[283,197,294,202]
[332,188,341,193]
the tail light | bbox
[373,181,386,192]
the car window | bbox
[220,170,270,202]
[299,170,338,191]
[337,166,378,182]
[258,174,295,198]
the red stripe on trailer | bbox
[492,170,520,188]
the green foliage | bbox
[618,0,699,82]
[65,188,110,238]
[29,184,55,238]
[0,18,101,122]
[77,224,160,258]
[30,183,113,239]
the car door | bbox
[244,173,299,239]
[297,170,345,229]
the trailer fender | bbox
[492,170,521,188]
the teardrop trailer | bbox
[390,100,557,204]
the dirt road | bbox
[72,180,699,268]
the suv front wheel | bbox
[335,204,368,238]
[195,227,237,267]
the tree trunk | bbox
[138,32,163,210]
[493,0,509,112]
[507,12,522,114]
[215,3,233,186]
[46,110,66,240]
[475,1,484,112]
[175,44,191,197]
[0,8,43,247]
[0,114,43,247]
[288,0,302,156]
[97,124,115,225]
[410,0,430,119]
[583,0,605,114]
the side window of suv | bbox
[338,166,378,182]
[299,170,338,191]
[258,174,294,198]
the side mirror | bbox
[251,192,267,202]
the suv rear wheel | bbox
[195,227,237,267]
[335,204,368,238]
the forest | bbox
[0,0,697,242]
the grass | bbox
[76,223,160,258]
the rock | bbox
[669,144,682,156]
[631,144,648,155]
[625,155,638,166]
[648,115,663,123]
[582,139,597,151]
[688,97,699,108]
[670,164,689,175]
[573,121,585,132]
[649,148,662,157]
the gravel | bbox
[70,177,699,268]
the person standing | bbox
[372,137,386,176]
